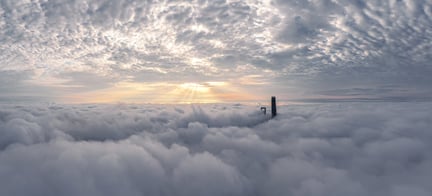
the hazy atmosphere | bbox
[1,0,432,196]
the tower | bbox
[271,96,277,118]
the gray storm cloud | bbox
[0,103,431,196]
[0,0,431,101]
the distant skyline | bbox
[1,0,431,103]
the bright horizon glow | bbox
[179,83,210,93]
[59,81,261,104]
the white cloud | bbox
[0,103,432,195]
[2,0,430,101]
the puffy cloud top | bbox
[0,102,432,195]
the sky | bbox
[1,102,432,196]
[0,0,431,103]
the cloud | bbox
[270,0,432,99]
[0,70,58,102]
[0,102,432,195]
[1,0,430,102]
[0,140,166,196]
[172,152,247,196]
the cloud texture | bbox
[0,103,431,195]
[0,0,431,102]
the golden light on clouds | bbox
[179,83,210,93]
[60,81,258,104]
[61,82,149,103]
[168,82,227,104]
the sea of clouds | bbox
[0,102,431,196]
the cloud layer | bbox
[0,0,431,102]
[0,103,431,195]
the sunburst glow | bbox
[172,82,218,104]
[179,83,209,93]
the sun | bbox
[171,82,213,103]
[167,82,233,104]
[179,83,210,93]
